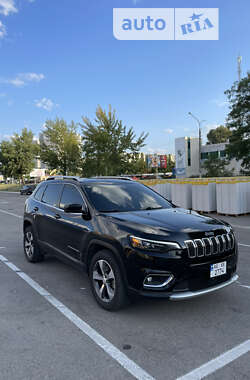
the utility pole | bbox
[237,55,242,82]
[188,112,206,178]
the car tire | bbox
[89,250,129,311]
[23,226,44,263]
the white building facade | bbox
[175,138,242,178]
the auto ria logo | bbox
[113,8,219,40]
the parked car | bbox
[20,184,36,195]
[23,176,238,310]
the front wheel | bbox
[89,250,129,311]
[23,226,44,263]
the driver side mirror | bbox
[64,203,82,213]
[64,203,90,219]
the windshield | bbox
[83,182,172,212]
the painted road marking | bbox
[0,254,155,380]
[0,208,22,219]
[0,191,20,194]
[231,224,250,230]
[239,243,250,248]
[239,284,250,290]
[236,280,250,290]
[177,339,250,380]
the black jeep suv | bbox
[23,176,238,310]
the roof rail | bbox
[91,176,133,181]
[46,176,80,182]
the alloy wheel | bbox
[24,231,34,258]
[92,259,116,303]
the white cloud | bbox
[0,20,6,38]
[0,134,13,141]
[0,0,17,16]
[164,128,174,134]
[34,97,56,111]
[211,99,229,108]
[3,72,45,87]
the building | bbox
[201,142,242,176]
[175,137,242,178]
[175,137,200,177]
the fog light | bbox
[143,274,174,289]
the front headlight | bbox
[129,236,181,252]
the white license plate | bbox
[210,261,227,278]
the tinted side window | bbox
[41,184,63,207]
[34,184,46,201]
[60,185,84,209]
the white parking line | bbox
[0,208,22,219]
[231,224,250,230]
[239,243,250,248]
[177,339,250,380]
[0,254,155,380]
[239,284,250,290]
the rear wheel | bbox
[89,250,129,311]
[23,226,44,263]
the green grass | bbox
[0,183,22,192]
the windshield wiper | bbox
[98,210,121,213]
[142,206,163,211]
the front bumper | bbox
[169,274,238,300]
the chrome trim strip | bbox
[215,236,220,253]
[220,235,226,252]
[229,233,235,249]
[169,274,239,300]
[195,239,205,257]
[184,240,196,258]
[143,274,174,289]
[184,232,235,259]
[203,237,212,256]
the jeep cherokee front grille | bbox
[184,233,235,258]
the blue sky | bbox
[0,0,249,154]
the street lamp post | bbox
[188,112,205,178]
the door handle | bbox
[54,213,61,219]
[33,207,39,212]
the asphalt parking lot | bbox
[0,192,250,380]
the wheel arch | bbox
[84,239,128,287]
[23,219,32,233]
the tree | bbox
[225,72,250,174]
[40,118,82,175]
[202,156,233,177]
[0,129,38,182]
[80,105,148,177]
[207,125,231,145]
[0,140,16,179]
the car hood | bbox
[105,207,229,235]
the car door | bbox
[55,184,91,260]
[36,183,64,250]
